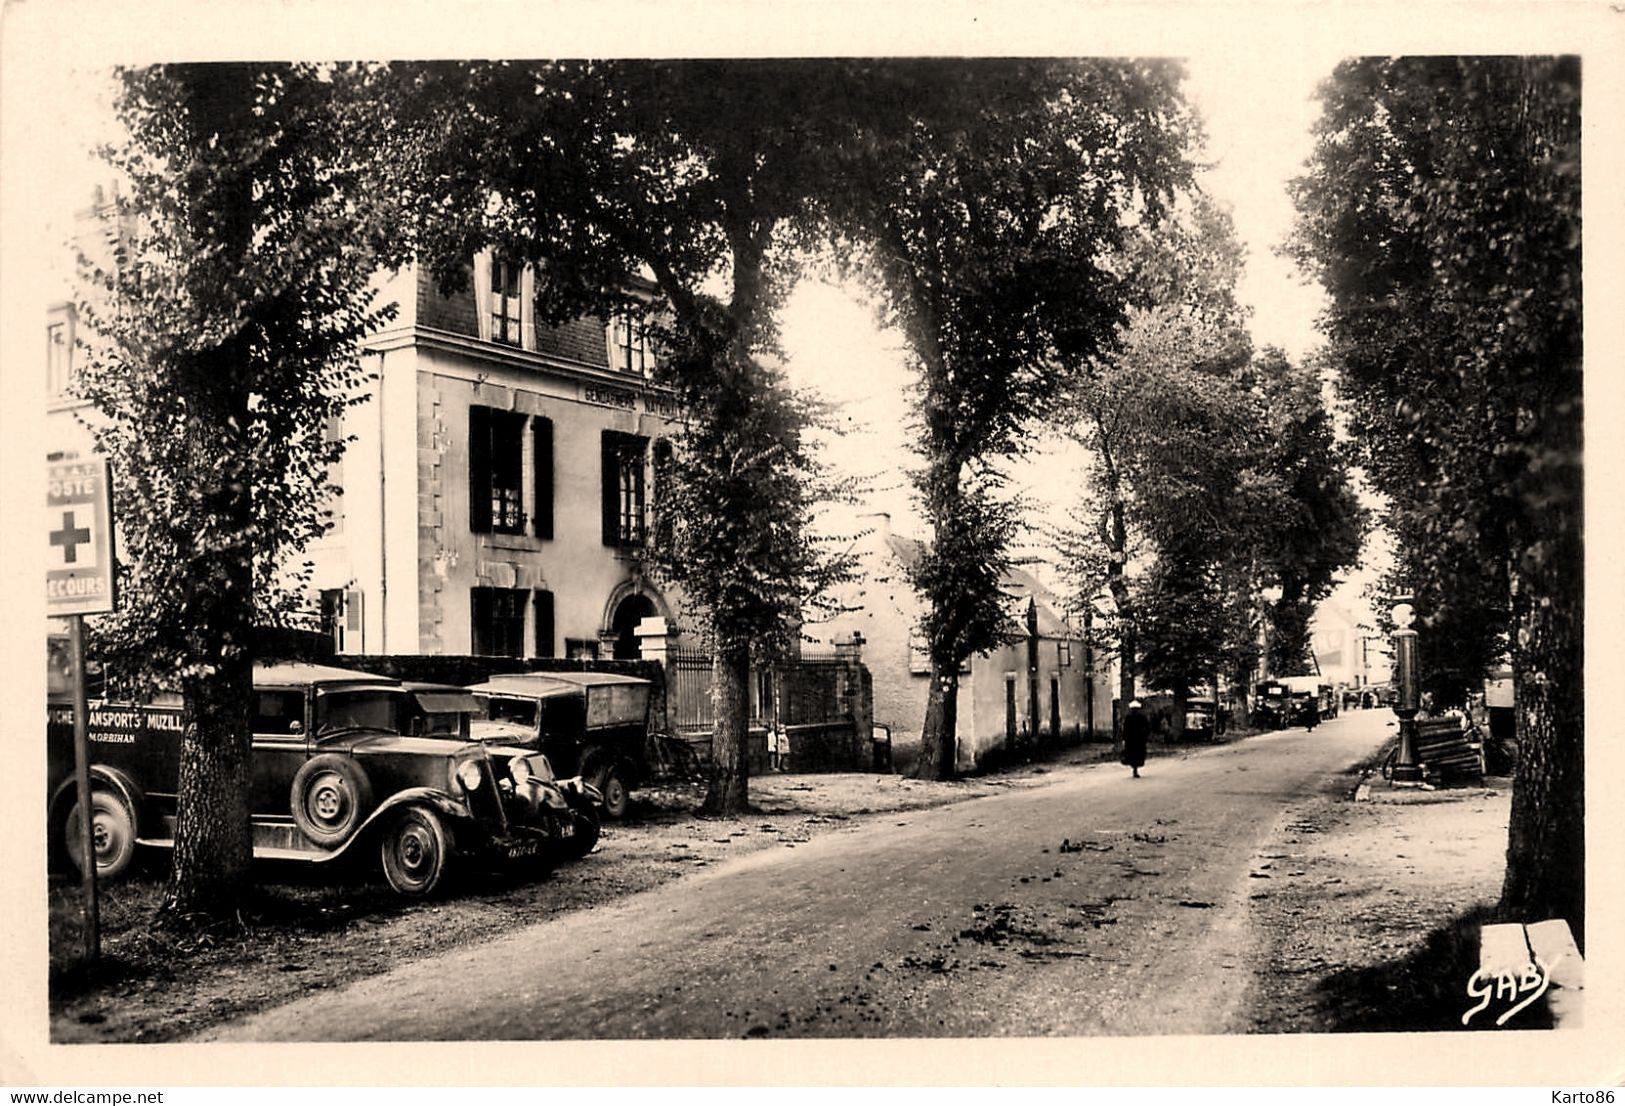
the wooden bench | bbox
[1476,919,1585,1027]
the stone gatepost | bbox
[636,616,681,735]
[834,631,874,770]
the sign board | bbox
[47,457,116,616]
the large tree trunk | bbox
[164,667,253,924]
[1229,663,1252,730]
[161,428,255,925]
[1105,496,1135,738]
[917,664,960,780]
[1500,543,1584,947]
[702,642,752,815]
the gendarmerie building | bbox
[307,252,688,661]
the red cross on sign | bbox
[47,457,117,616]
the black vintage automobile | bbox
[466,672,652,819]
[46,663,602,895]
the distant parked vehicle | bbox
[466,672,653,819]
[46,663,602,895]
[1184,697,1217,740]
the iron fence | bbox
[668,650,846,735]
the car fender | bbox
[301,789,475,861]
[364,788,471,828]
[50,765,145,840]
[557,776,604,810]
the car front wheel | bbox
[380,806,451,896]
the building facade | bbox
[306,253,688,661]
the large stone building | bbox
[306,253,688,661]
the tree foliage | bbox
[75,64,402,921]
[1291,56,1582,939]
[831,60,1198,777]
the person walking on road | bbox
[1122,700,1149,778]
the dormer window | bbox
[608,311,652,376]
[489,256,524,347]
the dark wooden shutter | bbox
[601,430,620,546]
[533,416,553,541]
[468,405,492,533]
[533,589,555,658]
[652,438,673,548]
[471,587,492,656]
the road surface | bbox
[206,709,1391,1040]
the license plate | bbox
[504,839,540,860]
[559,822,574,838]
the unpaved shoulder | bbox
[1238,778,1512,1033]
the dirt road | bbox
[204,711,1389,1041]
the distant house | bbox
[807,514,1111,770]
[1310,600,1386,690]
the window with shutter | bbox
[652,438,674,548]
[600,430,648,547]
[472,586,527,657]
[490,410,525,533]
[470,405,526,535]
[46,305,76,400]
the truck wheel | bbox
[593,761,630,820]
[381,807,451,896]
[291,754,373,848]
[64,789,137,880]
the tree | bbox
[1061,198,1362,734]
[1246,349,1367,678]
[75,64,401,923]
[1291,56,1582,941]
[834,60,1197,778]
[1061,197,1251,717]
[381,61,856,813]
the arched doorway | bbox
[609,593,657,660]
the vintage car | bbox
[466,672,652,819]
[1184,696,1217,740]
[46,662,602,896]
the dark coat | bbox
[1122,710,1150,768]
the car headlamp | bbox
[455,759,485,791]
[509,757,534,784]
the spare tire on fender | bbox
[290,754,374,847]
